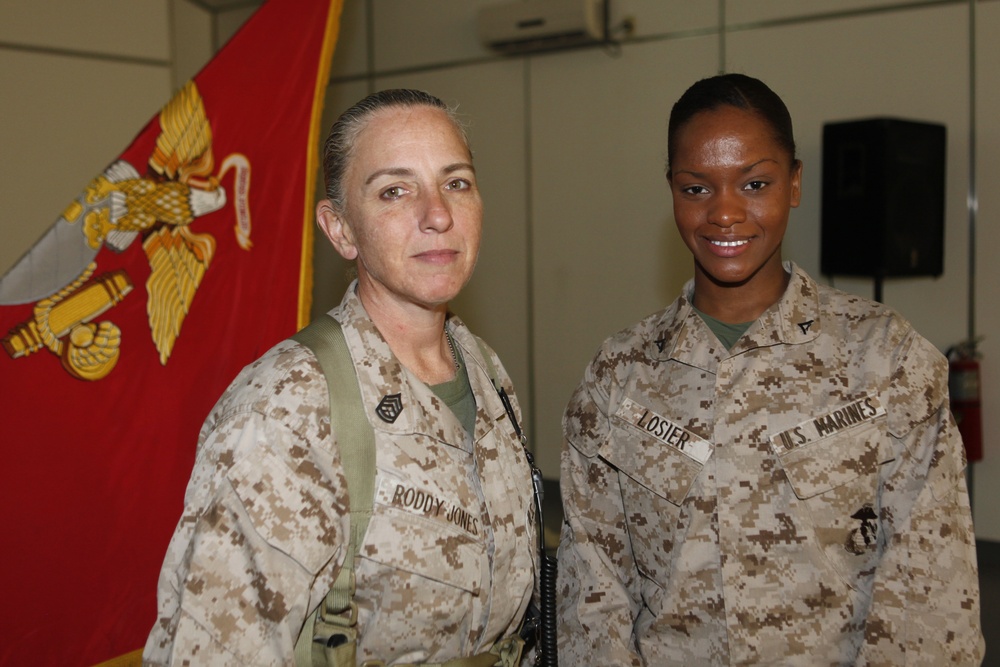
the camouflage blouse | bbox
[145,285,536,665]
[558,263,983,666]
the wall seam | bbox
[0,41,170,67]
[524,56,538,459]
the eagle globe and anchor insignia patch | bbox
[0,80,251,381]
[846,504,879,554]
[376,393,404,423]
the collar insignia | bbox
[655,337,666,353]
[376,393,403,423]
[797,320,814,335]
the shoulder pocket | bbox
[228,448,343,575]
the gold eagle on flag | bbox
[0,81,252,379]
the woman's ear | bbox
[316,199,358,260]
[789,159,803,208]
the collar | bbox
[652,262,823,366]
[330,282,502,449]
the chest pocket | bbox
[774,416,891,500]
[604,418,704,505]
[602,412,708,583]
[607,397,711,505]
[771,414,893,590]
[354,502,486,653]
[360,502,485,593]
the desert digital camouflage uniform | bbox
[557,262,983,666]
[145,283,537,666]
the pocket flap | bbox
[604,413,706,506]
[360,507,484,594]
[777,421,888,500]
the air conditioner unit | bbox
[478,0,607,54]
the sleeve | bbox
[857,333,984,666]
[144,371,350,666]
[556,350,644,666]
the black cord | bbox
[498,386,558,666]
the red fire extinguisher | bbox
[948,340,983,463]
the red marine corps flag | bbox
[0,1,343,664]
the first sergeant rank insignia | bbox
[376,393,403,423]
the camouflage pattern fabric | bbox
[557,262,983,666]
[145,283,537,666]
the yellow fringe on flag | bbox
[93,648,143,667]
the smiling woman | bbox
[668,105,801,322]
[557,74,984,666]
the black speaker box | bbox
[820,118,946,277]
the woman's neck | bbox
[692,264,790,324]
[357,284,456,385]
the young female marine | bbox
[557,73,983,666]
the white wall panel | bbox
[530,37,719,475]
[0,0,170,60]
[172,0,214,87]
[371,0,718,72]
[0,50,171,274]
[971,0,1000,538]
[726,4,969,352]
[726,0,940,26]
[330,0,370,79]
[610,0,718,38]
[373,0,495,71]
[370,0,719,72]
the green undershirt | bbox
[429,335,476,437]
[693,305,754,351]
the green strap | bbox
[291,315,374,667]
[291,319,518,667]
